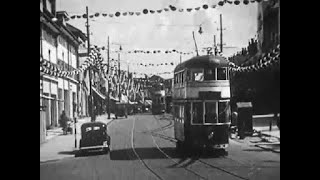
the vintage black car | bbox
[115,102,128,119]
[78,122,111,155]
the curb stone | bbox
[255,144,280,153]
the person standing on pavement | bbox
[230,112,238,138]
[59,110,69,135]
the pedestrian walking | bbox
[59,110,70,135]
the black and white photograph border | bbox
[40,0,280,180]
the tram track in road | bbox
[153,114,253,170]
[133,115,210,180]
[149,127,209,180]
[131,117,165,180]
[152,114,250,180]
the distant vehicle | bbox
[142,100,152,113]
[115,102,128,119]
[165,95,172,113]
[78,122,111,156]
[151,83,166,115]
[173,55,231,155]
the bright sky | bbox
[56,0,258,79]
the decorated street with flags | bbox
[41,0,279,180]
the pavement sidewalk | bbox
[252,114,280,140]
[40,113,115,163]
[231,114,280,153]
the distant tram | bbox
[173,55,231,154]
[151,83,166,115]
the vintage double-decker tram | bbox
[151,82,166,115]
[173,55,231,154]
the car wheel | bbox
[75,150,82,157]
[103,147,110,154]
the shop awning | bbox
[92,87,106,100]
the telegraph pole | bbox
[86,6,95,122]
[107,36,111,119]
[219,14,223,53]
[118,47,121,102]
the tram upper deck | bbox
[173,55,230,100]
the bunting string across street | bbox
[228,44,280,73]
[40,47,101,78]
[65,0,265,21]
[40,43,280,78]
[94,46,210,55]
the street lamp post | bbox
[118,49,121,103]
[107,36,111,119]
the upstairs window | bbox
[186,70,191,81]
[217,68,227,80]
[181,72,184,84]
[192,69,204,82]
[204,68,216,80]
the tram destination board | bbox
[199,91,221,100]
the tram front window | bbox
[204,68,216,80]
[192,102,203,124]
[192,69,204,82]
[217,68,227,80]
[205,102,217,123]
[218,101,230,123]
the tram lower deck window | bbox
[205,102,217,123]
[192,102,203,124]
[218,101,230,123]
